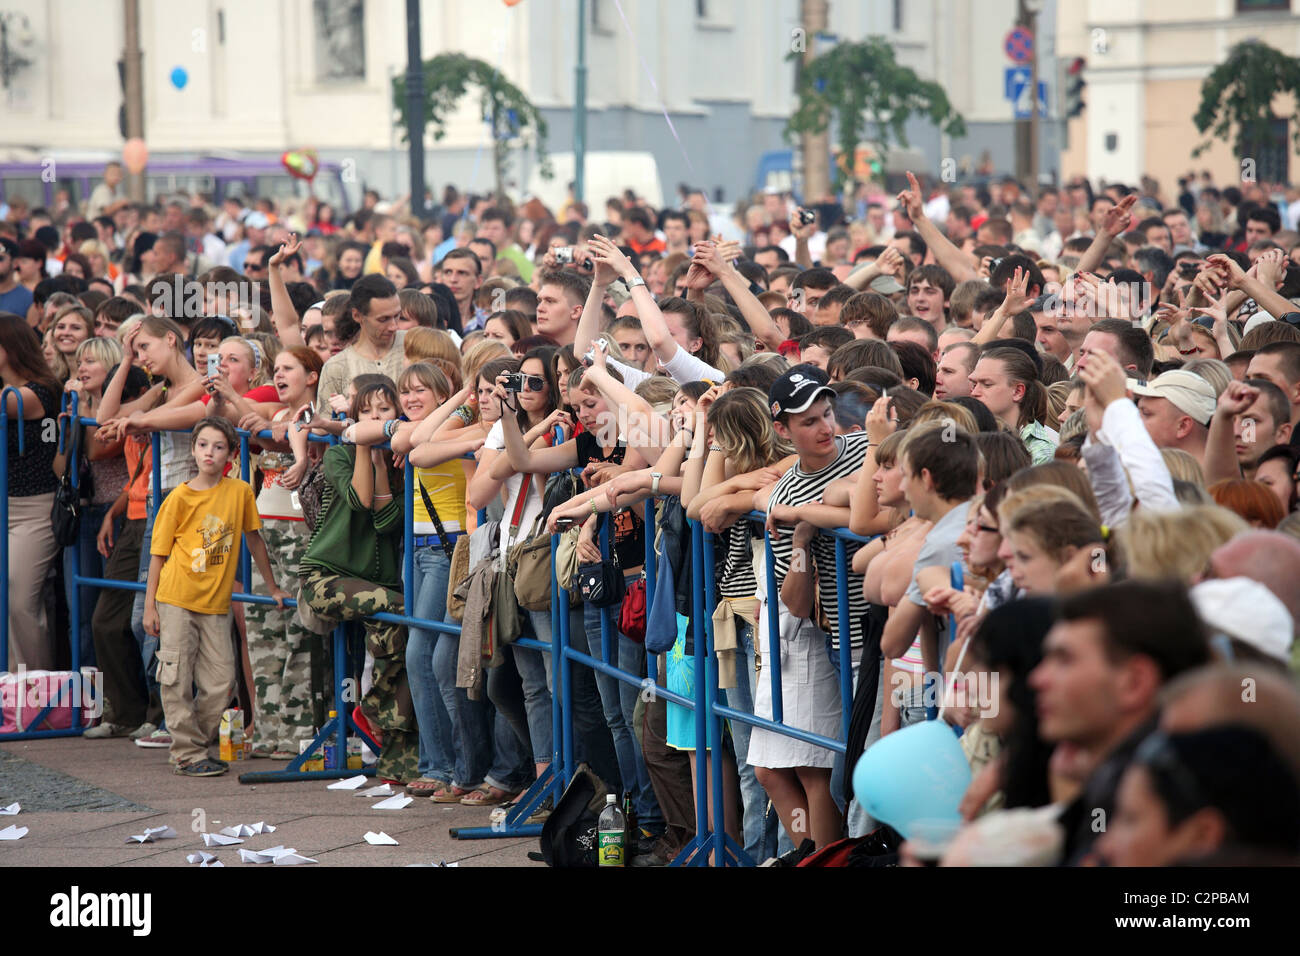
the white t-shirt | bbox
[485,420,544,555]
[608,347,725,390]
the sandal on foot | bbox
[432,784,477,804]
[460,784,519,807]
[406,776,449,796]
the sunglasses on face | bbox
[520,374,546,392]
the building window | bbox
[1236,0,1290,10]
[893,0,904,31]
[697,0,709,17]
[1243,117,1290,184]
[314,0,365,82]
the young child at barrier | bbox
[142,415,290,777]
[297,377,420,786]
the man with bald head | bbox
[1205,531,1300,669]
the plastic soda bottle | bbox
[597,794,626,866]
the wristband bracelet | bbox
[384,419,399,439]
[374,493,393,500]
[590,499,600,516]
[710,444,724,453]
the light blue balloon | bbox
[852,719,971,839]
[170,66,188,90]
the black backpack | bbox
[538,764,610,867]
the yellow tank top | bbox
[412,460,466,534]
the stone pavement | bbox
[0,734,543,868]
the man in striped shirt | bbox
[761,365,870,662]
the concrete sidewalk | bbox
[0,735,543,868]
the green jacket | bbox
[301,444,404,588]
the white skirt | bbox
[745,553,842,770]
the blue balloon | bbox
[852,719,971,839]
[170,66,188,90]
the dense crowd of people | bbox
[2,161,1299,866]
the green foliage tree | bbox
[786,36,967,188]
[1193,40,1300,162]
[393,52,550,198]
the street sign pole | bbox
[1029,8,1040,191]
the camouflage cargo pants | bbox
[246,519,315,754]
[300,567,420,784]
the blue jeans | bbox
[720,617,775,861]
[417,545,498,789]
[130,505,162,726]
[580,598,663,833]
[480,647,537,792]
[64,502,109,669]
[487,611,554,766]
[408,546,457,783]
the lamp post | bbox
[574,0,587,203]
[405,0,426,216]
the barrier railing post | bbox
[643,497,657,684]
[834,536,853,741]
[65,394,82,720]
[763,531,783,726]
[688,520,711,865]
[238,431,251,591]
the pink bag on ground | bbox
[0,668,102,733]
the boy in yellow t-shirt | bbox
[143,417,290,777]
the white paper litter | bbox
[0,803,19,815]
[357,783,393,798]
[0,824,28,840]
[238,845,318,865]
[219,821,276,837]
[327,775,368,791]
[126,825,177,843]
[186,851,219,864]
[371,794,413,810]
[364,830,399,845]
[272,852,317,865]
[202,832,243,847]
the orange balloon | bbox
[123,138,148,175]
[503,0,523,6]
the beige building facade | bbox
[1058,0,1300,192]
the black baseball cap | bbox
[769,363,834,419]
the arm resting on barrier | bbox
[408,433,485,468]
[880,597,926,661]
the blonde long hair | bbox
[707,387,790,474]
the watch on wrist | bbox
[625,274,647,289]
[651,471,663,496]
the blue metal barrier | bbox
[3,401,953,865]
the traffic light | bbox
[1065,57,1086,119]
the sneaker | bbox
[174,758,228,777]
[134,728,173,749]
[84,722,137,739]
[128,722,158,741]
